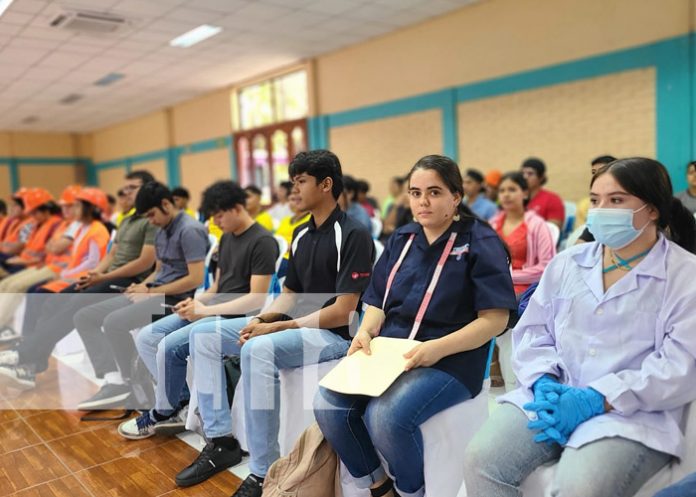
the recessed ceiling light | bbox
[169,24,222,48]
[0,0,15,18]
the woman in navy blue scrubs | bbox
[314,155,517,497]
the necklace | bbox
[603,248,651,273]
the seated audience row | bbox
[0,151,694,497]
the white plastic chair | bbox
[273,235,289,273]
[370,217,383,239]
[545,221,560,247]
[373,239,384,267]
[202,234,219,291]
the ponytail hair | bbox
[667,197,696,253]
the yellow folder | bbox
[319,336,421,397]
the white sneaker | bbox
[0,349,19,367]
[118,411,157,440]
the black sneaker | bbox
[232,474,264,497]
[175,438,242,487]
[77,383,131,411]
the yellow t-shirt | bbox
[115,208,136,228]
[255,211,275,232]
[184,208,198,220]
[575,197,591,228]
[207,217,223,240]
[276,213,311,259]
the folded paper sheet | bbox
[319,336,421,397]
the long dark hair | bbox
[591,157,696,253]
[499,171,530,208]
[407,155,477,220]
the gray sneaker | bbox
[77,383,131,411]
[153,404,188,437]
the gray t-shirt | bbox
[108,213,158,280]
[676,190,696,214]
[217,223,278,295]
[153,212,209,287]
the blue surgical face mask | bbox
[586,204,649,249]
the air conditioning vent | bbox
[48,9,134,34]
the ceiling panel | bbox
[0,0,481,131]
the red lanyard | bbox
[382,231,458,340]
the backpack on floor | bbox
[263,422,343,497]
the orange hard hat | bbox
[12,187,29,200]
[23,188,55,214]
[59,185,82,205]
[484,170,503,188]
[76,187,108,213]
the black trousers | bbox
[17,277,138,375]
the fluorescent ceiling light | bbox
[0,0,16,18]
[169,24,222,48]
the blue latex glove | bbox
[532,374,558,402]
[526,386,605,445]
[525,379,570,445]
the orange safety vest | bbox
[0,217,33,245]
[41,221,110,293]
[18,215,63,265]
[44,221,74,272]
[0,216,19,242]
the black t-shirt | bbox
[217,223,278,295]
[578,227,595,242]
[284,205,374,339]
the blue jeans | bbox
[189,316,349,478]
[314,367,471,497]
[654,472,696,497]
[135,314,220,414]
[463,403,671,497]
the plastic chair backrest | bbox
[106,229,117,253]
[562,201,577,239]
[545,221,560,247]
[373,239,384,267]
[370,217,382,239]
[273,235,289,273]
[203,234,218,290]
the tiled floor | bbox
[0,357,242,497]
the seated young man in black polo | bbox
[174,150,374,493]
